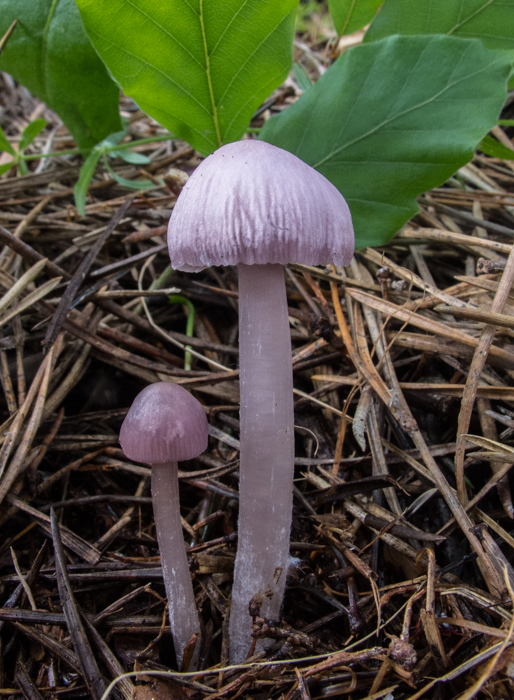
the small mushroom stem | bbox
[151,461,200,669]
[230,263,295,663]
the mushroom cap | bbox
[167,140,354,272]
[120,383,208,464]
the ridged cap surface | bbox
[120,383,208,464]
[167,140,354,272]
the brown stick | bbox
[454,244,514,504]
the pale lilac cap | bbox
[120,383,208,464]
[167,140,354,272]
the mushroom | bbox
[119,382,208,669]
[167,139,354,662]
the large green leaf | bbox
[260,35,511,249]
[76,0,298,156]
[328,0,382,37]
[0,0,122,149]
[364,0,514,53]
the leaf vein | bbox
[85,27,211,117]
[41,0,60,101]
[210,0,251,57]
[313,54,505,169]
[340,0,357,37]
[199,0,222,146]
[217,12,290,110]
[223,70,284,138]
[122,0,203,67]
[448,0,497,35]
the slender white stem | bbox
[229,263,295,663]
[152,462,200,669]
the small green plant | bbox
[75,0,513,248]
[0,119,47,176]
[168,295,195,371]
[73,126,162,215]
[0,118,175,213]
[1,0,513,247]
[479,135,514,161]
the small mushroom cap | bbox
[167,140,354,272]
[120,383,208,464]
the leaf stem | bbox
[199,0,222,148]
[41,0,60,98]
[0,19,17,56]
[22,148,81,161]
[168,295,195,371]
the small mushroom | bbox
[167,139,354,662]
[119,382,208,669]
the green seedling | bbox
[168,295,195,371]
[0,118,46,176]
[73,127,174,216]
[479,135,514,161]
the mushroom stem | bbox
[151,461,200,669]
[230,263,295,663]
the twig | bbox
[51,508,106,699]
[454,244,514,503]
[43,197,133,349]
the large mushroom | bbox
[167,140,354,662]
[120,382,208,669]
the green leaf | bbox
[364,0,514,54]
[18,159,28,176]
[328,0,381,37]
[76,0,297,156]
[292,63,313,92]
[19,118,46,151]
[168,294,195,370]
[0,161,14,175]
[74,149,101,216]
[0,0,122,149]
[111,150,151,165]
[479,135,514,160]
[0,125,15,156]
[101,127,129,149]
[260,35,511,249]
[102,156,155,191]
